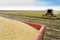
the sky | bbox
[36,0,60,6]
[0,0,35,6]
[0,0,60,10]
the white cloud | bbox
[0,0,60,10]
[36,1,50,6]
[0,0,36,6]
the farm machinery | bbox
[42,9,59,19]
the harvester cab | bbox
[45,9,53,16]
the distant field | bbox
[0,10,60,40]
[0,11,45,17]
[0,10,60,17]
[57,13,60,16]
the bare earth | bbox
[0,13,60,40]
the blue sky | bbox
[36,0,60,6]
[0,0,60,10]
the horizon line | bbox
[0,6,60,10]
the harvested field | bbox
[0,11,60,40]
